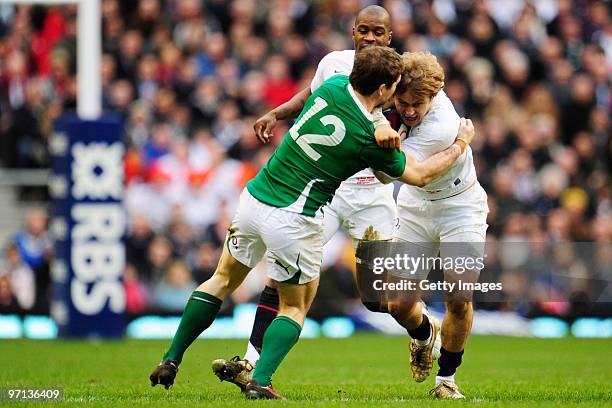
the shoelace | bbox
[430,381,458,396]
[441,382,458,392]
[229,355,253,371]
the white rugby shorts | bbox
[322,182,397,244]
[227,189,324,284]
[394,182,489,277]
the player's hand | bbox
[374,124,401,151]
[456,117,475,145]
[254,111,277,144]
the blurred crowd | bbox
[0,0,610,318]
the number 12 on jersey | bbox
[289,97,346,161]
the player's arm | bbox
[373,108,401,150]
[398,118,474,187]
[372,144,464,186]
[254,86,312,144]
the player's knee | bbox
[446,301,471,319]
[362,301,387,313]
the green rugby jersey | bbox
[247,75,406,216]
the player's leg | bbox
[243,280,278,362]
[433,236,482,399]
[246,278,319,399]
[383,248,429,332]
[344,184,396,311]
[245,210,324,399]
[437,300,473,388]
[212,201,341,389]
[431,273,476,399]
[244,200,341,364]
[386,239,441,383]
[431,183,488,399]
[392,186,442,382]
[211,276,278,389]
[441,299,474,353]
[150,189,266,389]
[150,244,253,388]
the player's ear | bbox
[387,30,393,45]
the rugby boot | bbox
[150,359,178,389]
[211,356,254,391]
[409,305,441,382]
[430,381,466,399]
[244,380,285,400]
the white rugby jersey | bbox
[310,50,382,187]
[399,90,477,200]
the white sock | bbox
[436,374,455,386]
[414,324,432,346]
[243,341,260,366]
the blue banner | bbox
[50,114,125,338]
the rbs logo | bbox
[72,142,123,199]
[70,142,125,315]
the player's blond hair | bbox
[396,52,445,100]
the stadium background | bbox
[0,0,610,339]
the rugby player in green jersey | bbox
[149,46,475,399]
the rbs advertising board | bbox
[50,114,125,338]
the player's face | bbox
[394,92,433,127]
[352,18,392,51]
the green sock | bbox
[251,316,302,386]
[162,291,222,365]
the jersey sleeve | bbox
[372,107,390,128]
[360,141,406,179]
[401,112,459,161]
[310,53,337,93]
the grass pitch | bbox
[1,335,611,407]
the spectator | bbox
[0,243,35,311]
[0,275,20,313]
[153,260,197,312]
[13,208,51,308]
[262,54,298,109]
[145,235,174,284]
[124,262,150,314]
[188,242,218,283]
[126,213,155,278]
